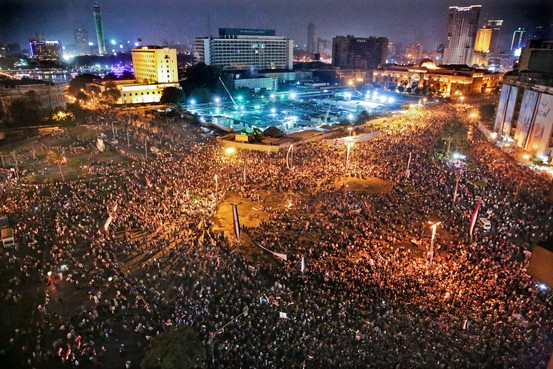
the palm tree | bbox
[46,149,67,181]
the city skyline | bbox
[1,0,551,52]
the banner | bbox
[494,86,511,132]
[526,93,553,156]
[514,90,540,148]
[502,86,519,137]
[469,200,482,238]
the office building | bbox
[511,28,527,51]
[194,28,294,70]
[443,5,481,65]
[405,43,423,62]
[332,35,388,69]
[475,26,492,52]
[131,46,178,84]
[74,29,90,55]
[0,79,66,115]
[93,2,107,55]
[307,23,315,53]
[29,41,62,61]
[487,19,503,53]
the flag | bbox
[273,252,287,261]
[243,158,247,183]
[232,204,240,243]
[469,200,482,238]
[301,256,305,273]
[279,312,288,319]
[462,319,470,330]
[406,152,412,178]
[104,216,113,232]
[452,176,460,203]
[286,144,293,169]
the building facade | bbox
[443,5,481,65]
[475,26,492,53]
[372,60,502,97]
[74,28,90,56]
[132,46,179,84]
[332,35,388,70]
[194,28,294,71]
[307,23,315,53]
[0,80,66,115]
[494,40,553,161]
[93,2,107,56]
[29,41,62,61]
[487,19,503,53]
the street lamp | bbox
[427,221,441,266]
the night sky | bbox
[1,0,552,51]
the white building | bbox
[194,28,294,70]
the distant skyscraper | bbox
[93,3,106,56]
[443,5,481,65]
[487,19,503,53]
[474,26,492,52]
[74,28,90,55]
[307,23,315,53]
[511,28,527,51]
[332,35,388,69]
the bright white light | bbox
[190,99,196,105]
[379,96,387,103]
[62,55,73,61]
[214,97,221,103]
[215,108,220,114]
[110,40,116,45]
[270,94,276,99]
[88,42,94,46]
[270,108,277,114]
[344,92,352,99]
[538,283,548,291]
[237,96,243,101]
[254,105,261,109]
[323,89,329,93]
[290,92,297,99]
[387,97,395,103]
[240,106,245,111]
[490,132,498,140]
[373,91,378,96]
[134,42,139,47]
[348,113,354,120]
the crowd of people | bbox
[0,101,552,369]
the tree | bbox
[141,326,206,369]
[68,74,100,96]
[442,120,468,154]
[8,91,43,126]
[160,87,185,104]
[103,88,121,103]
[120,71,135,80]
[180,62,223,96]
[46,149,67,181]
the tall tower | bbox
[474,26,492,52]
[487,19,503,53]
[511,28,527,51]
[307,23,315,53]
[443,5,481,65]
[93,2,106,56]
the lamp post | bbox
[208,306,249,361]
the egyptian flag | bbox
[232,204,241,243]
[406,152,412,178]
[469,200,482,238]
[243,159,247,183]
[301,256,305,273]
[452,176,460,203]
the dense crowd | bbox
[0,102,552,369]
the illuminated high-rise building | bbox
[93,3,107,56]
[487,19,503,53]
[29,40,62,61]
[511,28,527,51]
[131,46,178,84]
[307,23,315,53]
[194,28,294,70]
[474,26,492,52]
[443,5,481,65]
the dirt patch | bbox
[331,176,393,194]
